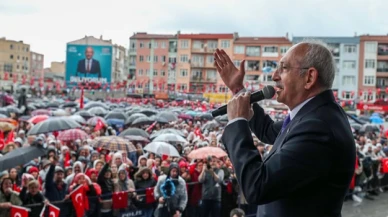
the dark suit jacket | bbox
[76,59,101,78]
[222,90,355,217]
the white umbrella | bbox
[144,142,180,157]
[153,133,187,143]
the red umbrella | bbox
[178,114,193,120]
[28,115,49,124]
[58,129,89,142]
[31,109,51,116]
[188,146,227,159]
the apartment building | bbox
[0,37,31,88]
[234,35,292,90]
[358,35,388,102]
[129,32,177,94]
[30,51,44,82]
[293,37,360,100]
[176,33,235,93]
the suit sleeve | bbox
[222,118,334,205]
[249,103,282,144]
[76,60,82,75]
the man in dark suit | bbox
[213,42,355,217]
[76,46,101,78]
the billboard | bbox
[66,44,112,85]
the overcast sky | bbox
[1,0,387,67]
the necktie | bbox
[281,114,291,133]
[87,60,90,72]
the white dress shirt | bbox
[85,59,92,71]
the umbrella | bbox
[28,117,81,135]
[153,133,187,143]
[84,102,109,110]
[0,122,15,131]
[69,115,86,124]
[31,109,51,116]
[151,116,169,124]
[150,128,185,139]
[140,109,158,117]
[90,136,136,152]
[199,113,213,120]
[105,111,127,121]
[124,135,150,143]
[58,129,90,141]
[131,117,155,127]
[28,115,49,124]
[107,119,125,126]
[126,113,147,125]
[119,128,149,138]
[0,108,9,116]
[52,109,69,116]
[74,110,95,119]
[215,114,228,124]
[350,123,362,131]
[18,115,31,122]
[88,107,108,116]
[5,106,21,114]
[144,142,180,157]
[359,124,380,133]
[188,146,227,159]
[157,111,178,122]
[0,145,47,171]
[369,115,384,124]
[87,116,107,126]
[46,102,59,108]
[62,102,78,108]
[202,120,220,131]
[178,114,193,120]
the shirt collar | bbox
[289,97,314,120]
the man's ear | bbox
[304,67,319,90]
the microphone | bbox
[211,85,276,117]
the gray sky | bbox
[2,0,387,67]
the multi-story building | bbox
[293,37,360,100]
[129,32,177,94]
[30,51,44,81]
[234,35,292,90]
[0,37,31,89]
[112,44,128,83]
[358,35,388,102]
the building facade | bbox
[293,37,360,100]
[112,44,128,84]
[129,32,177,94]
[358,35,388,102]
[234,35,292,90]
[0,37,31,89]
[30,51,44,80]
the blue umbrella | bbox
[369,116,384,124]
[107,118,125,126]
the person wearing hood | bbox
[134,167,157,217]
[64,161,84,187]
[39,160,51,182]
[98,159,114,217]
[114,165,136,214]
[154,163,188,217]
[138,155,148,168]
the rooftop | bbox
[130,32,176,39]
[234,37,291,44]
[292,36,360,44]
[67,36,112,45]
[178,33,234,39]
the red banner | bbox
[356,104,388,112]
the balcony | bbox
[246,61,260,72]
[191,47,217,54]
[190,76,216,83]
[377,61,388,73]
[169,48,177,53]
[378,44,388,56]
[129,48,136,53]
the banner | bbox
[66,44,112,86]
[119,210,143,217]
[203,93,232,103]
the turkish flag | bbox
[10,205,29,217]
[94,119,104,132]
[112,191,128,209]
[6,131,15,144]
[70,185,86,217]
[380,158,388,174]
[64,152,71,168]
[48,204,60,217]
[79,88,84,109]
[0,131,5,150]
[145,187,156,204]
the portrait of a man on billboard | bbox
[76,46,101,78]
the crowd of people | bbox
[0,93,386,217]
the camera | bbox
[206,155,212,170]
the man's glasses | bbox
[276,62,309,74]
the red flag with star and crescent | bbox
[112,191,128,209]
[69,185,86,217]
[11,205,30,217]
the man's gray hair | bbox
[299,39,336,90]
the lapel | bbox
[263,90,335,163]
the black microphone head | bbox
[263,86,276,99]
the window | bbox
[193,41,203,49]
[264,46,278,53]
[343,61,356,69]
[180,55,189,63]
[139,42,144,48]
[153,42,158,48]
[168,57,176,63]
[139,55,144,62]
[221,40,230,48]
[153,56,158,62]
[180,69,188,77]
[342,92,352,100]
[17,65,19,69]
[206,70,216,80]
[10,55,13,59]
[365,59,376,69]
[146,69,150,76]
[363,75,375,85]
[246,46,260,56]
[180,40,189,49]
[17,56,20,60]
[22,57,25,60]
[161,56,166,62]
[160,70,166,76]
[365,42,377,53]
[234,45,245,54]
[4,63,13,72]
[138,69,143,76]
[342,76,355,85]
[179,84,187,91]
[153,69,158,76]
[280,46,289,54]
[208,41,218,48]
[207,55,214,64]
[233,60,242,67]
[26,48,29,52]
[146,56,151,62]
[344,45,356,53]
[130,42,136,49]
[191,55,203,63]
[148,42,152,49]
[219,85,228,93]
[161,42,166,48]
[10,44,13,49]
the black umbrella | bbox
[157,111,178,122]
[150,128,185,139]
[152,116,169,124]
[350,123,362,131]
[126,113,147,125]
[74,110,95,119]
[105,111,127,121]
[28,117,81,135]
[199,113,213,120]
[131,116,155,127]
[88,107,108,116]
[62,102,78,108]
[140,109,158,117]
[0,145,46,171]
[359,124,380,133]
[119,127,150,138]
[84,102,109,110]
